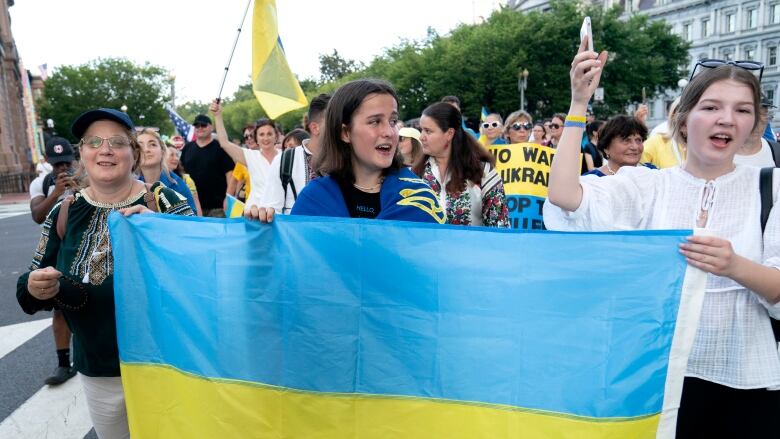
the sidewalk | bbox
[0,193,30,205]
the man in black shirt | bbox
[180,114,235,217]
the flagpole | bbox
[216,0,253,102]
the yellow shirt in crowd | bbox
[641,133,687,169]
[232,163,251,199]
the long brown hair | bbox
[671,65,760,145]
[314,79,403,182]
[412,102,494,194]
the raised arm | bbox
[546,38,608,211]
[209,99,247,166]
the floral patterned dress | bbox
[420,158,509,227]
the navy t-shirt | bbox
[336,178,381,219]
[180,139,234,210]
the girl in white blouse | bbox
[544,39,780,437]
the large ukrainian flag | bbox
[109,214,706,438]
[252,0,307,118]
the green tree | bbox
[175,101,210,129]
[319,49,362,83]
[39,58,172,142]
[349,0,689,122]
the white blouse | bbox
[243,149,279,202]
[543,165,780,389]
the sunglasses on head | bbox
[689,58,764,82]
[481,121,501,129]
[510,122,533,131]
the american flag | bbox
[165,105,195,142]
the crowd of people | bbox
[14,38,780,438]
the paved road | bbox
[0,206,97,438]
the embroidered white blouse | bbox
[543,165,780,389]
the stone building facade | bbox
[0,0,32,186]
[508,0,780,129]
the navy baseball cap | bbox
[193,114,212,126]
[45,136,75,164]
[71,108,135,140]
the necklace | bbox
[86,179,138,206]
[605,163,617,175]
[353,176,385,192]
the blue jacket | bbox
[291,168,445,224]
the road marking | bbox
[0,377,92,439]
[0,203,30,220]
[0,319,52,360]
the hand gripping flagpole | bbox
[216,0,253,103]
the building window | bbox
[746,8,758,29]
[745,47,756,60]
[701,18,710,37]
[771,4,780,24]
[769,46,778,66]
[682,22,692,41]
[724,12,736,33]
[767,88,775,106]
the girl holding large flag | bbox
[545,38,780,437]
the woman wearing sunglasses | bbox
[17,109,194,439]
[416,102,509,227]
[480,113,507,146]
[504,110,534,144]
[545,41,779,437]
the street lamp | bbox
[518,68,529,111]
[168,73,176,107]
[120,104,128,113]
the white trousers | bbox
[79,374,130,439]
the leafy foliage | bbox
[318,49,363,83]
[360,0,689,121]
[39,58,172,142]
[173,0,689,137]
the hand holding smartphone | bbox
[580,17,594,52]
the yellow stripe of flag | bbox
[252,0,308,118]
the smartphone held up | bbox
[580,17,594,52]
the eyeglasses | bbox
[689,58,764,82]
[481,121,502,129]
[548,123,561,130]
[510,122,533,131]
[244,133,254,140]
[80,135,132,149]
[193,123,209,128]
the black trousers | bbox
[676,377,780,438]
